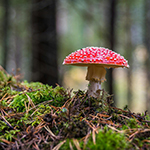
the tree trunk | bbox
[124,3,133,108]
[144,0,150,113]
[2,0,10,69]
[31,0,58,87]
[107,0,117,98]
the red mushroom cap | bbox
[63,47,129,68]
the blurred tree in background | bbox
[144,0,150,112]
[1,0,31,79]
[31,0,58,87]
[2,0,10,70]
[0,0,150,113]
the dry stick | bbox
[0,109,13,129]
[24,101,28,114]
[0,108,10,117]
[107,125,121,132]
[27,99,53,112]
[0,138,13,144]
[33,142,40,150]
[129,129,150,142]
[90,113,119,127]
[92,129,96,145]
[15,141,19,150]
[97,113,110,118]
[132,142,140,149]
[84,118,99,145]
[129,130,140,141]
[72,139,81,150]
[26,126,31,134]
[142,139,150,143]
[52,140,66,150]
[30,108,40,117]
[26,94,35,110]
[52,92,79,116]
[34,122,46,134]
[1,115,14,129]
[83,131,91,149]
[0,93,8,102]
[7,95,19,106]
[44,126,61,140]
[37,133,42,145]
[118,114,130,120]
[62,91,79,108]
[69,142,74,150]
[6,95,17,104]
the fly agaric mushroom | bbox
[63,47,129,97]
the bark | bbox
[31,0,58,87]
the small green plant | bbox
[0,129,20,141]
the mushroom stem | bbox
[88,80,101,97]
[86,65,106,97]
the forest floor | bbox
[0,65,150,150]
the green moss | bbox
[85,128,128,150]
[127,118,142,128]
[0,67,150,149]
[60,127,129,150]
[8,81,67,112]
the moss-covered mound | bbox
[0,65,150,150]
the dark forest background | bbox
[0,0,150,113]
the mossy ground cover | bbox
[0,65,150,150]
